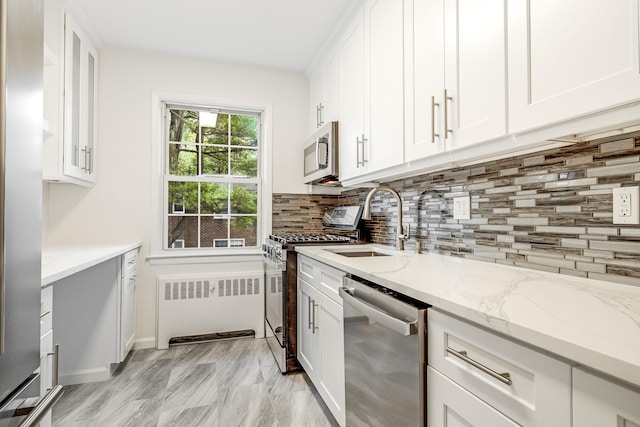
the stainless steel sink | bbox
[333,250,391,258]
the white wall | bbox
[44,46,309,346]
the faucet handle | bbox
[400,224,411,241]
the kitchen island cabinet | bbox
[42,243,141,385]
[294,244,640,424]
[572,367,640,427]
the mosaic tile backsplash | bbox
[273,134,640,287]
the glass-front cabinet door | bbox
[63,12,97,183]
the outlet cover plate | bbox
[613,186,640,225]
[453,196,471,220]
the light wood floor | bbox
[52,338,337,427]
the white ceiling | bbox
[58,0,357,72]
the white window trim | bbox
[148,92,273,261]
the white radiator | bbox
[156,272,264,350]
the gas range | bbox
[263,205,363,373]
[262,233,354,267]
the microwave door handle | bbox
[317,139,329,168]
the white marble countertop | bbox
[42,243,142,286]
[295,244,640,388]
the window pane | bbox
[202,114,229,145]
[168,216,198,248]
[200,183,228,215]
[202,146,229,175]
[169,109,199,143]
[230,115,258,147]
[201,217,229,247]
[168,181,198,214]
[230,183,257,214]
[231,216,257,247]
[168,143,198,175]
[230,148,257,177]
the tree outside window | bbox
[165,106,260,249]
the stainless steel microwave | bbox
[303,121,339,185]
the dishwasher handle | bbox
[339,287,417,336]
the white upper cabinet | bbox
[308,48,340,133]
[406,0,507,161]
[339,7,366,181]
[364,0,405,172]
[508,0,640,133]
[339,0,404,181]
[44,9,98,186]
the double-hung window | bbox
[164,104,261,250]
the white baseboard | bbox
[133,336,156,350]
[60,367,110,386]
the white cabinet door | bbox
[573,367,640,427]
[309,48,340,134]
[309,69,324,132]
[428,366,519,427]
[408,0,506,162]
[297,278,320,380]
[63,12,97,183]
[339,7,366,181]
[120,272,136,361]
[317,294,345,427]
[443,0,507,150]
[364,0,405,172]
[405,0,445,161]
[508,0,640,134]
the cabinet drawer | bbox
[41,286,53,336]
[297,255,345,305]
[428,309,572,427]
[428,366,518,427]
[122,249,137,277]
[573,367,640,427]
[298,255,315,284]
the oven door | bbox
[263,256,285,347]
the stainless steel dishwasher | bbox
[339,276,428,427]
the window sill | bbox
[146,249,263,265]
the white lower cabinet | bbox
[572,367,640,427]
[40,286,55,427]
[118,249,138,362]
[428,366,518,427]
[427,309,572,427]
[297,255,345,426]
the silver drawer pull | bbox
[446,347,512,386]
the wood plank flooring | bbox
[52,338,338,427]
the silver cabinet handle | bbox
[47,344,60,387]
[87,146,92,174]
[339,287,416,336]
[444,89,453,138]
[311,300,318,334]
[318,102,324,127]
[18,385,64,427]
[356,133,368,167]
[446,346,512,386]
[308,296,313,330]
[431,95,440,143]
[316,104,321,128]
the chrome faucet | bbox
[362,186,408,251]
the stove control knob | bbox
[274,247,282,258]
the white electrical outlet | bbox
[453,196,471,220]
[613,186,640,224]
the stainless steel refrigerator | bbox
[0,0,62,424]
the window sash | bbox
[162,103,262,251]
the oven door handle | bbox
[339,287,416,336]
